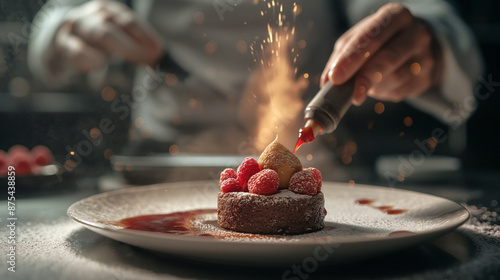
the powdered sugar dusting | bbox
[223,189,313,207]
[260,145,301,170]
[0,218,153,280]
[219,168,237,185]
[3,200,499,278]
[414,202,500,279]
[289,170,318,195]
[3,182,497,278]
[247,169,279,195]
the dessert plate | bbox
[67,181,469,265]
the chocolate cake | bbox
[218,190,325,234]
[217,137,326,235]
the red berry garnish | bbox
[305,167,322,191]
[219,168,237,185]
[9,153,32,176]
[31,145,54,166]
[8,145,29,156]
[220,178,242,193]
[237,157,261,191]
[0,151,7,176]
[289,170,318,196]
[248,169,279,195]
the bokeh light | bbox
[427,137,438,148]
[397,174,405,182]
[169,144,180,155]
[403,116,413,127]
[204,40,218,54]
[165,73,178,86]
[194,11,205,24]
[297,40,306,49]
[134,117,144,128]
[236,40,248,54]
[64,159,76,171]
[103,149,113,159]
[188,98,199,109]
[341,154,352,165]
[293,4,302,15]
[89,127,101,139]
[410,62,421,75]
[140,126,152,139]
[344,141,358,155]
[374,102,385,114]
[101,86,117,101]
[367,120,374,130]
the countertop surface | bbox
[1,170,499,280]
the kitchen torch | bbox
[294,79,355,153]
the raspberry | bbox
[289,170,318,196]
[305,167,322,191]
[220,178,242,193]
[9,152,32,176]
[237,157,261,191]
[248,169,279,195]
[219,168,237,185]
[31,145,54,166]
[8,145,29,155]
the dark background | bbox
[0,0,499,180]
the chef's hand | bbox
[49,1,163,74]
[321,3,443,106]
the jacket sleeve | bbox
[27,0,89,87]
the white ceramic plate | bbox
[67,181,469,265]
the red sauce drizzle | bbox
[294,126,315,154]
[117,209,216,236]
[355,199,407,215]
[115,209,274,239]
[355,199,374,205]
[385,209,408,215]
